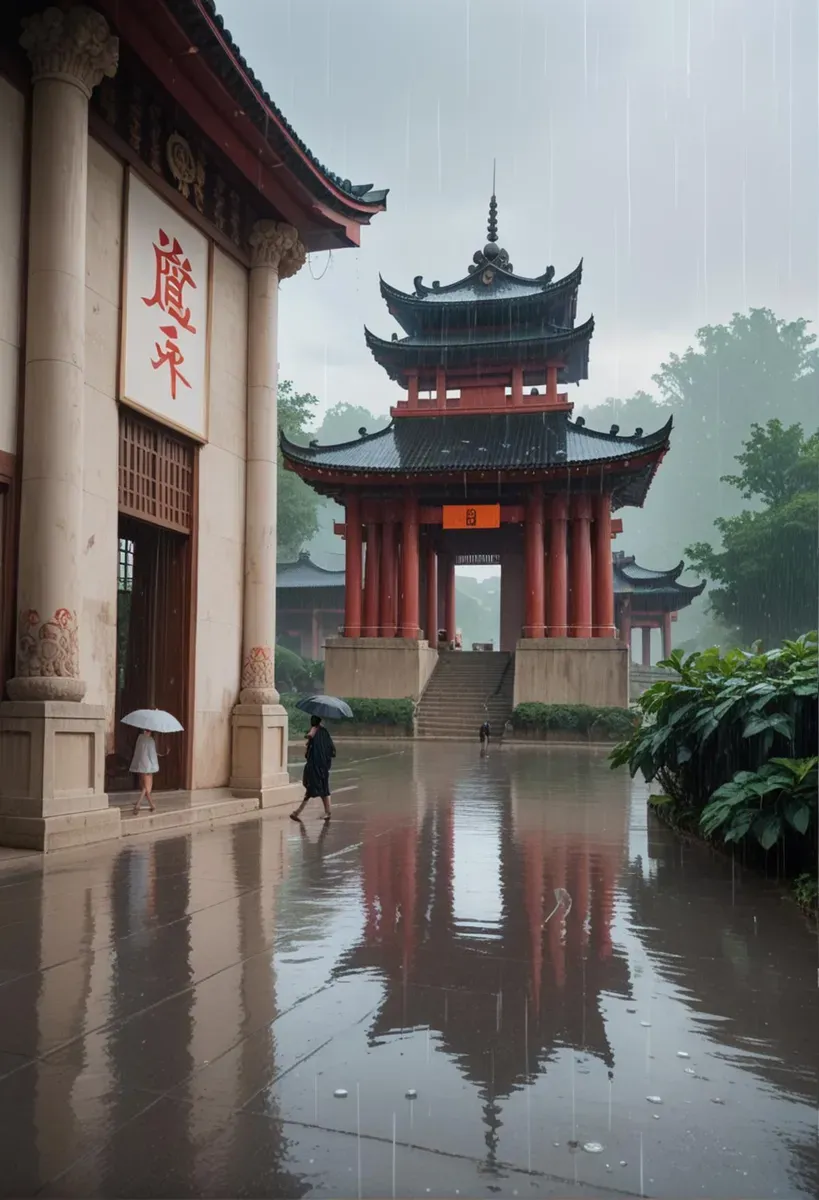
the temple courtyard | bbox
[0,743,815,1199]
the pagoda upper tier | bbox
[368,193,593,410]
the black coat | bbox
[302,725,336,798]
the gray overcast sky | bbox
[218,0,819,424]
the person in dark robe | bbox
[479,720,491,748]
[290,715,335,822]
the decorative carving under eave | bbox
[148,104,162,174]
[228,190,242,245]
[194,151,207,214]
[128,84,142,152]
[249,220,307,278]
[20,6,119,99]
[213,176,226,232]
[166,131,196,199]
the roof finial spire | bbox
[487,160,498,243]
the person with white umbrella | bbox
[121,709,183,815]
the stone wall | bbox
[192,247,248,788]
[513,638,629,708]
[0,76,25,456]
[324,638,438,701]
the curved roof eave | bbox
[378,260,584,306]
[363,314,596,355]
[180,1,389,220]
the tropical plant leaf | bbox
[782,798,812,835]
[752,812,783,851]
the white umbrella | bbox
[121,709,184,734]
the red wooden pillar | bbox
[570,495,593,638]
[641,626,652,666]
[444,555,456,642]
[661,612,672,659]
[511,366,524,406]
[524,485,545,637]
[592,493,615,637]
[344,493,363,637]
[400,493,420,638]
[380,519,397,637]
[547,494,568,637]
[363,522,381,637]
[425,539,437,643]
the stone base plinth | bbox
[324,638,438,701]
[513,638,629,708]
[0,701,120,851]
[230,703,298,808]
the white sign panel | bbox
[121,171,210,440]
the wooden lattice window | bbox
[118,409,195,533]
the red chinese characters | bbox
[142,228,197,401]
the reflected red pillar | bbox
[400,493,420,638]
[642,626,652,666]
[593,493,614,637]
[363,522,381,637]
[344,492,362,637]
[425,540,437,643]
[524,485,545,637]
[523,839,544,1010]
[570,495,593,638]
[380,520,397,637]
[547,495,568,636]
[444,555,456,642]
[661,612,672,659]
[547,840,567,989]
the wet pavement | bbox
[0,742,816,1198]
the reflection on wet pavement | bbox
[0,744,815,1198]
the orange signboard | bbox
[443,504,501,530]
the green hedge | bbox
[281,694,415,736]
[510,702,638,738]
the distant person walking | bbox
[479,720,491,749]
[130,729,159,814]
[291,715,336,822]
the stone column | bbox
[642,627,652,667]
[362,522,381,637]
[238,220,305,701]
[619,597,632,657]
[569,495,593,638]
[547,495,568,636]
[523,485,545,637]
[230,219,305,806]
[661,612,672,660]
[0,8,121,851]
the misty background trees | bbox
[276,306,818,651]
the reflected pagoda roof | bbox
[281,411,672,508]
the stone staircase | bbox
[415,651,515,740]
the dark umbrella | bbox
[296,694,354,720]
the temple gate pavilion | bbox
[281,197,673,709]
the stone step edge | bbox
[121,796,260,837]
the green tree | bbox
[686,421,819,645]
[277,379,321,559]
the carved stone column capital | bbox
[20,6,119,99]
[248,220,307,278]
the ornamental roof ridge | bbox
[378,260,584,308]
[363,313,595,352]
[182,1,389,217]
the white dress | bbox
[130,733,159,775]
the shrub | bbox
[611,631,818,869]
[510,703,638,738]
[280,694,415,736]
[793,873,818,916]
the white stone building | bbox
[0,1,386,849]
